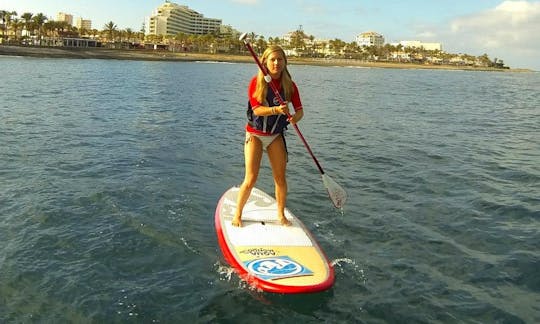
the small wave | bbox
[213,261,264,293]
[194,60,236,65]
[341,65,372,69]
[180,237,199,255]
[214,261,235,282]
[331,258,367,284]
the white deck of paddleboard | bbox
[220,187,313,247]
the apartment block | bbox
[56,12,73,26]
[76,17,92,30]
[356,31,385,47]
[145,2,221,36]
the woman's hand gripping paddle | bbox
[240,33,347,209]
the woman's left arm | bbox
[289,109,303,124]
[289,82,304,124]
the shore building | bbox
[356,31,385,47]
[145,2,222,36]
[56,12,73,26]
[76,17,92,30]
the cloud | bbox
[445,1,540,69]
[451,1,540,46]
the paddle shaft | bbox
[241,37,325,175]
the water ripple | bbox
[1,58,539,322]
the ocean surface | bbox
[1,55,538,323]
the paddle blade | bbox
[322,173,347,209]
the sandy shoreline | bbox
[0,45,532,72]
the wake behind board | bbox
[215,187,334,294]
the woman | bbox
[232,45,304,227]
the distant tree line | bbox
[0,11,145,46]
[0,10,507,68]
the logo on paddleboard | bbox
[240,248,276,257]
[245,256,313,280]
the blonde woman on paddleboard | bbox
[232,46,304,227]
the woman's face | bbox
[266,51,285,78]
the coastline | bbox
[0,45,533,72]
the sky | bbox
[1,0,539,70]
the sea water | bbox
[1,56,538,322]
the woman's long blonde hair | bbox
[253,45,294,104]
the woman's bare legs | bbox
[232,134,263,227]
[267,134,291,226]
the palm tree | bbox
[58,21,72,36]
[328,38,346,57]
[364,45,380,61]
[308,35,316,57]
[202,33,216,52]
[32,13,47,45]
[382,43,396,61]
[90,29,99,39]
[145,34,163,46]
[21,12,33,30]
[19,12,34,44]
[21,12,33,23]
[1,11,17,41]
[289,30,307,55]
[125,28,134,43]
[10,18,22,42]
[188,34,200,52]
[0,10,7,41]
[103,21,117,42]
[248,32,257,42]
[136,30,145,43]
[314,40,328,58]
[118,29,126,43]
[255,35,266,55]
[78,27,89,38]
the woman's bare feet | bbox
[232,216,243,227]
[278,216,291,226]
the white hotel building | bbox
[76,17,92,31]
[145,2,222,36]
[356,31,385,47]
[56,12,73,26]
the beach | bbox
[0,45,531,72]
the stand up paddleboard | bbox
[215,187,334,294]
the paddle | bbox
[239,33,347,209]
